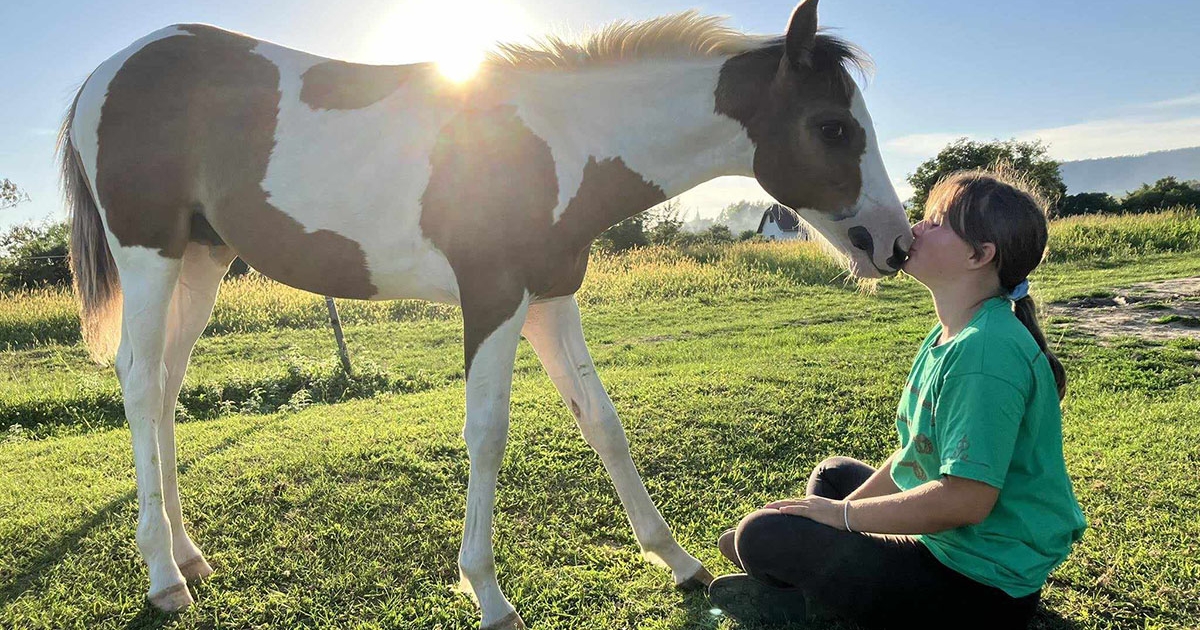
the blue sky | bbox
[3,0,1199,228]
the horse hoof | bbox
[482,611,526,630]
[179,556,214,581]
[148,583,194,612]
[675,566,715,591]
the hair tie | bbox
[1006,279,1030,301]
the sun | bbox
[363,0,534,83]
[437,50,486,84]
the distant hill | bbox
[1060,147,1200,196]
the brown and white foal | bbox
[59,1,911,627]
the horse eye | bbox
[820,122,846,142]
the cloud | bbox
[884,133,964,157]
[892,178,915,202]
[1016,116,1200,161]
[1139,93,1200,110]
[672,176,775,218]
[883,114,1200,164]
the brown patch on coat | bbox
[420,105,665,376]
[420,104,558,375]
[714,38,864,218]
[300,60,424,111]
[555,156,667,262]
[94,24,376,298]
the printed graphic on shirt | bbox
[950,436,970,462]
[898,460,927,482]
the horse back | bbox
[75,24,463,300]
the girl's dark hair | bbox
[924,168,1067,400]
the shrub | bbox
[1059,192,1120,217]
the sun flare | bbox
[363,0,534,83]
[437,51,486,83]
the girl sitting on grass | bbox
[707,169,1087,629]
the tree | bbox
[713,200,773,234]
[646,199,684,246]
[1058,192,1120,217]
[595,213,649,252]
[1,178,31,211]
[647,215,683,246]
[0,221,71,290]
[905,138,1066,221]
[1120,177,1200,215]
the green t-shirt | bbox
[891,296,1087,598]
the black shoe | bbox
[707,573,808,626]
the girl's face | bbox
[904,216,980,287]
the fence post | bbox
[325,296,352,374]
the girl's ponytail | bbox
[1012,295,1067,400]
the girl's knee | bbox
[808,456,874,499]
[734,510,823,588]
[734,510,796,567]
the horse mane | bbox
[485,10,873,77]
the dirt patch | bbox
[1046,277,1200,343]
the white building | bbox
[756,204,811,241]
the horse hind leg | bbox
[158,243,235,582]
[110,246,192,611]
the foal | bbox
[60,1,911,627]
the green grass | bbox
[1152,314,1200,327]
[0,242,850,352]
[1,223,1199,629]
[1047,205,1200,263]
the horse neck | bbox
[499,58,756,201]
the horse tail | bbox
[59,85,121,363]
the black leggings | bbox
[733,456,1040,629]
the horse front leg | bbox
[522,295,711,589]
[458,290,530,630]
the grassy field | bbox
[1,211,1199,629]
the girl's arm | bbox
[769,474,999,534]
[842,450,902,501]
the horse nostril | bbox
[847,226,874,253]
[887,235,910,270]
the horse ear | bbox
[784,0,819,68]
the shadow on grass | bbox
[0,419,273,610]
[118,600,181,630]
[2,362,446,440]
[1031,605,1089,630]
[676,586,1094,630]
[677,588,731,629]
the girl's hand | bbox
[764,496,845,530]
